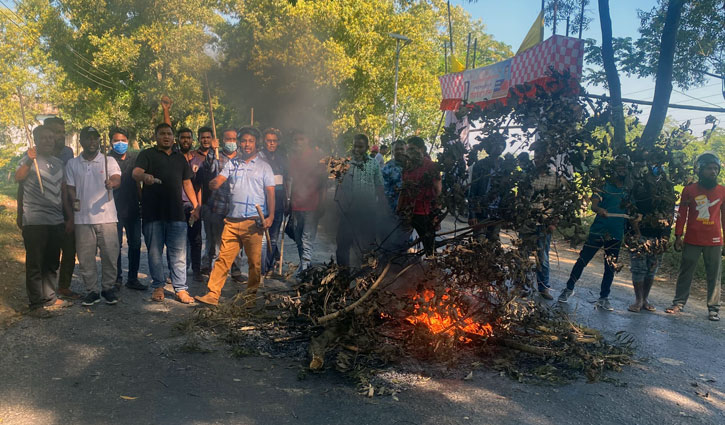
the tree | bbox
[588,0,723,151]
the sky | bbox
[452,0,725,138]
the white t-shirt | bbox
[65,153,121,224]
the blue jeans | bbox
[117,216,142,283]
[293,210,319,269]
[143,220,188,292]
[535,231,552,292]
[262,209,284,274]
[566,233,621,299]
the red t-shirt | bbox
[675,183,725,246]
[398,158,440,216]
[290,148,325,211]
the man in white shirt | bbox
[65,126,122,306]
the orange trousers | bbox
[206,218,263,297]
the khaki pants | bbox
[206,218,263,297]
[75,223,119,293]
[673,243,722,312]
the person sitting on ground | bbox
[288,129,326,276]
[666,152,725,321]
[178,127,204,282]
[65,127,122,306]
[259,127,288,275]
[396,137,442,257]
[468,138,506,242]
[15,125,73,314]
[558,155,632,311]
[627,160,674,312]
[195,127,275,306]
[132,123,200,304]
[334,134,385,267]
[109,127,146,291]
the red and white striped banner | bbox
[439,35,584,111]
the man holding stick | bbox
[132,123,200,304]
[16,125,72,314]
[65,127,122,305]
[259,128,288,275]
[196,126,275,306]
[178,127,204,282]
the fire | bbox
[406,289,493,342]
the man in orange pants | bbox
[195,127,275,306]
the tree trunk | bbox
[639,0,685,149]
[597,0,626,154]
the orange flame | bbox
[406,290,493,342]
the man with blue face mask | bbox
[109,127,145,291]
[199,128,245,279]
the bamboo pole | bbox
[250,107,254,126]
[204,73,219,159]
[103,133,111,201]
[16,87,44,193]
[255,204,273,254]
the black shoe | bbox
[200,268,211,277]
[113,279,123,291]
[82,292,101,306]
[101,289,119,305]
[231,273,245,283]
[125,279,148,291]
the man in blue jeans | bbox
[520,152,568,300]
[259,128,287,275]
[558,156,631,310]
[132,123,200,304]
[109,127,145,290]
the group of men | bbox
[468,145,723,322]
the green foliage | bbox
[584,0,725,90]
[1,0,511,147]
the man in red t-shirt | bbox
[396,137,441,256]
[666,152,725,321]
[288,130,326,275]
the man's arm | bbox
[106,173,121,190]
[63,183,75,234]
[15,150,35,182]
[264,185,275,228]
[209,174,227,191]
[132,167,156,185]
[161,95,172,126]
[674,187,689,251]
[182,179,200,221]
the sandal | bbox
[665,304,684,314]
[642,302,656,312]
[151,287,165,302]
[709,311,720,321]
[175,290,195,304]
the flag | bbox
[516,10,544,55]
[451,56,466,73]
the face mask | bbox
[112,142,128,155]
[223,142,237,154]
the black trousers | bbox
[185,206,203,273]
[23,224,64,308]
[410,214,436,256]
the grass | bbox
[0,177,27,327]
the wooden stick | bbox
[204,73,219,159]
[16,87,43,194]
[102,134,111,201]
[278,215,287,275]
[255,204,273,254]
[250,107,254,125]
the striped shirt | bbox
[18,154,65,226]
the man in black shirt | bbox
[260,128,287,275]
[109,127,145,290]
[132,123,200,304]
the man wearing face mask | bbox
[65,126,122,306]
[558,155,631,311]
[199,128,245,279]
[666,152,725,321]
[178,127,204,282]
[108,127,145,291]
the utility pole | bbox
[389,33,411,142]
